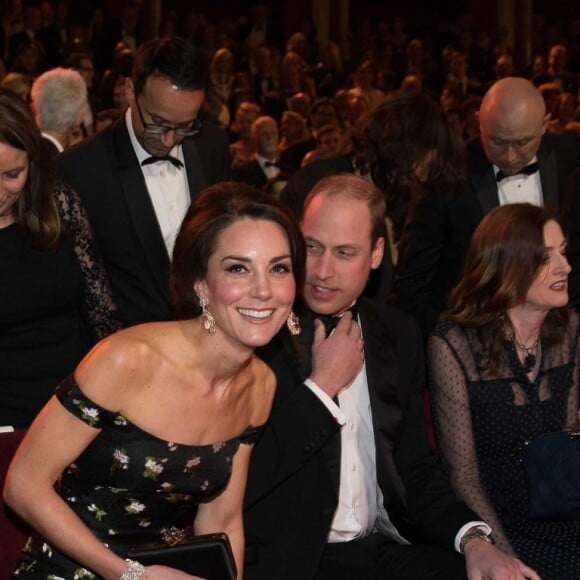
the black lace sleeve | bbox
[54,182,123,341]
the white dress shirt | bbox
[126,109,189,258]
[256,154,280,180]
[305,315,489,551]
[496,157,543,207]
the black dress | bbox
[429,317,580,580]
[0,184,121,428]
[13,377,263,578]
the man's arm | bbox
[245,315,364,507]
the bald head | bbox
[479,77,548,176]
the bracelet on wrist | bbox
[459,528,494,554]
[120,558,145,580]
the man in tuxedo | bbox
[391,77,580,337]
[233,115,282,190]
[244,174,537,580]
[58,37,230,326]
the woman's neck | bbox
[506,306,546,346]
[0,213,15,229]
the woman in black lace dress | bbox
[429,204,580,579]
[5,181,305,579]
[0,88,121,428]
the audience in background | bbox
[229,100,261,170]
[30,66,89,155]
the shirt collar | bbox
[493,155,539,181]
[41,132,64,153]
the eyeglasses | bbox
[134,97,202,138]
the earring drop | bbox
[286,311,301,335]
[199,297,217,335]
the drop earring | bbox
[286,311,301,335]
[199,297,216,335]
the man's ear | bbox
[125,77,136,105]
[370,236,385,270]
[541,113,551,135]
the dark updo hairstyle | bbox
[0,87,58,248]
[354,92,466,242]
[445,203,568,372]
[170,182,306,319]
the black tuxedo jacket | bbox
[392,134,580,337]
[244,299,477,580]
[57,117,230,326]
[232,159,268,189]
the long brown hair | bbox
[0,88,59,248]
[445,203,569,372]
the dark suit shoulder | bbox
[59,121,118,167]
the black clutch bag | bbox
[127,532,237,580]
[522,429,580,519]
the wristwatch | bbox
[459,527,495,554]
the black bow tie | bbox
[264,161,279,168]
[314,304,358,337]
[142,155,183,169]
[496,162,539,182]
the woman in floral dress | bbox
[4,182,305,579]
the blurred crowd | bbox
[2,1,580,176]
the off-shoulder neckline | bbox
[60,376,264,450]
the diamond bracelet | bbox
[120,559,145,580]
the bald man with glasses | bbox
[58,37,230,326]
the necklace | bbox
[514,336,540,374]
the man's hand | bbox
[465,540,541,580]
[310,311,365,399]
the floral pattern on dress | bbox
[12,375,265,578]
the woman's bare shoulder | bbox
[74,321,182,410]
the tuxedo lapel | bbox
[111,121,170,297]
[537,142,559,209]
[290,300,341,499]
[359,301,407,505]
[182,137,206,203]
[471,165,499,215]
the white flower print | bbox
[79,406,100,426]
[87,503,107,520]
[184,455,201,477]
[111,448,130,473]
[114,415,128,426]
[213,441,226,453]
[143,456,166,480]
[125,500,146,515]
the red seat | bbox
[0,430,30,577]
